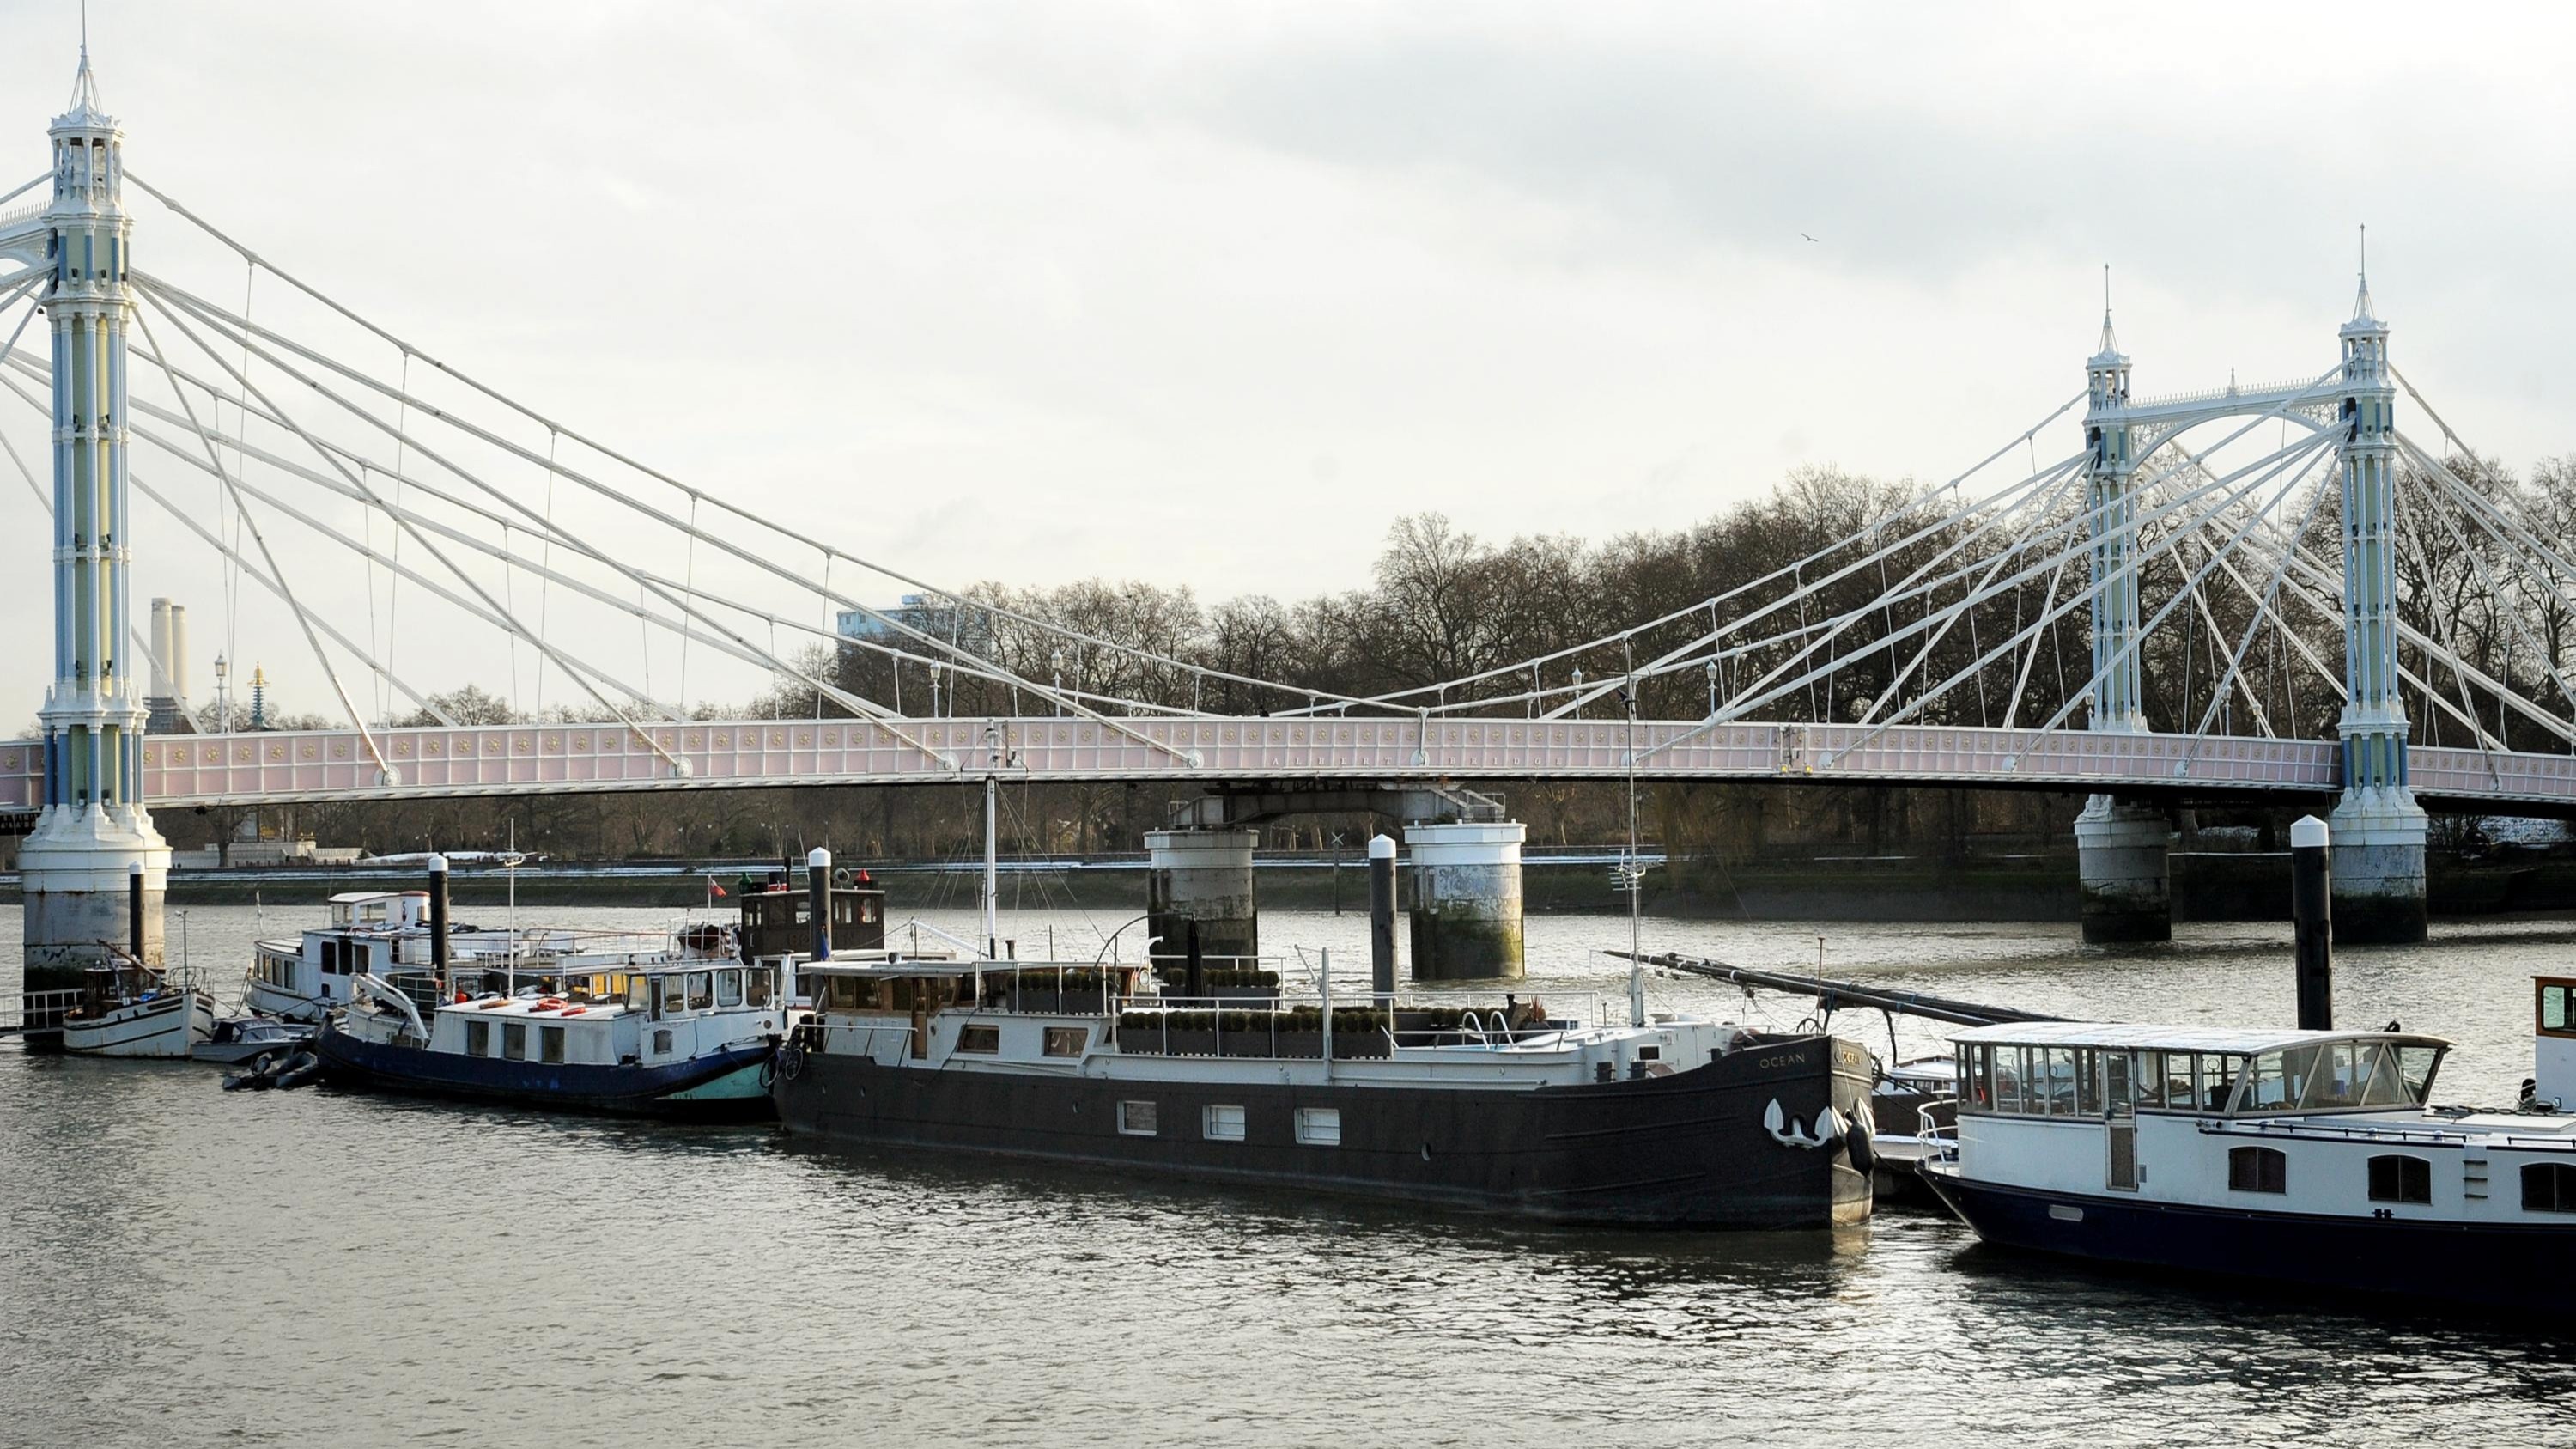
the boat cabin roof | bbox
[801,957,1127,979]
[1949,1021,2451,1055]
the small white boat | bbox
[191,1016,317,1067]
[248,890,526,1023]
[61,960,217,1058]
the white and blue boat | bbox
[1920,979,2576,1312]
[314,935,792,1119]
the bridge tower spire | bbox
[2072,279,2174,941]
[19,40,169,986]
[2328,265,2428,941]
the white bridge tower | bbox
[15,45,167,986]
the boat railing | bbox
[0,988,83,1035]
[2199,1116,2576,1153]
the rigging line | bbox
[2180,457,2336,745]
[0,172,48,208]
[128,304,394,780]
[1536,459,2092,725]
[1848,432,2342,758]
[1312,408,2096,715]
[2165,514,2286,735]
[2392,480,2510,761]
[144,161,2105,712]
[678,494,698,715]
[0,406,263,709]
[1853,461,2088,727]
[130,254,1358,721]
[535,428,556,711]
[1705,431,2325,739]
[2262,534,2553,744]
[388,350,410,721]
[132,285,696,771]
[225,258,253,729]
[1536,452,2088,722]
[2001,551,2069,732]
[2409,451,2576,732]
[84,386,1127,727]
[1993,434,2335,747]
[137,279,1175,764]
[503,518,521,715]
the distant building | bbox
[143,597,197,734]
[835,594,993,654]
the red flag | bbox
[709,879,728,898]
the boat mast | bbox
[982,721,1000,961]
[1623,671,1644,1029]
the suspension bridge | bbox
[9,42,2574,978]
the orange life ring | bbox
[561,1007,588,1016]
[533,997,567,1012]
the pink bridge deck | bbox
[0,720,2558,810]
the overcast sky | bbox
[3,1,2573,726]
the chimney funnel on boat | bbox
[807,847,833,961]
[428,853,451,980]
[1369,833,1397,1001]
[2291,815,2332,1031]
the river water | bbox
[5,901,2574,1447]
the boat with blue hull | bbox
[314,945,793,1121]
[1919,989,2576,1314]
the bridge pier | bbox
[2075,795,2170,944]
[20,807,169,989]
[2328,789,2427,945]
[1403,820,1526,982]
[1144,828,1258,977]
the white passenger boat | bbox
[1920,982,2576,1312]
[246,890,538,1023]
[61,959,218,1058]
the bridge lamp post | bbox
[1050,648,1064,716]
[1571,668,1584,719]
[1705,661,1719,717]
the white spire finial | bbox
[67,7,105,118]
[2353,223,2377,322]
[2093,263,2121,358]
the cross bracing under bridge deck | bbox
[0,720,2567,818]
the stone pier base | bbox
[2329,788,2428,945]
[2075,795,2171,944]
[1144,828,1258,974]
[20,801,170,992]
[1403,821,1525,982]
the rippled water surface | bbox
[7,901,2576,1447]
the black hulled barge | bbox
[771,953,1874,1228]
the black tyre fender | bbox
[1844,1104,1878,1173]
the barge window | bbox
[1994,1047,2024,1114]
[2073,1048,2100,1115]
[2543,983,2573,1035]
[2294,1042,2381,1110]
[658,974,685,1019]
[2524,1162,2576,1213]
[686,972,714,1011]
[2227,1145,2287,1194]
[2354,1044,2414,1108]
[2246,1050,2297,1111]
[716,970,744,1008]
[540,1025,565,1065]
[2102,1050,2132,1111]
[2368,1154,2432,1204]
[2159,1052,2197,1109]
[502,1021,527,1062]
[745,968,771,1008]
[1205,1105,1246,1142]
[1118,1100,1157,1136]
[1296,1107,1342,1147]
[957,1025,999,1054]
[626,977,650,1013]
[465,1020,489,1056]
[1043,1026,1087,1058]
